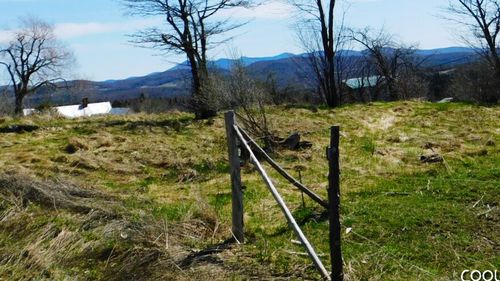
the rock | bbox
[281,133,301,149]
[280,132,312,150]
[420,154,443,163]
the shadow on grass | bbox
[0,124,39,133]
[264,207,328,238]
[178,238,236,268]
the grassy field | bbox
[0,101,498,280]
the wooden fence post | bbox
[225,111,244,243]
[328,126,343,281]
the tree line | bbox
[1,0,498,117]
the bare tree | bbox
[0,17,73,115]
[122,0,253,119]
[291,0,341,107]
[446,0,500,79]
[350,28,419,100]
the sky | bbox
[0,0,461,82]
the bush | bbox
[211,61,277,148]
[0,90,13,116]
[395,72,429,100]
[120,96,190,114]
[448,61,500,104]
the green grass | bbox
[0,101,498,280]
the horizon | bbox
[102,46,476,83]
[0,0,466,82]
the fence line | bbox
[233,124,331,280]
[236,124,329,209]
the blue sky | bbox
[0,0,460,81]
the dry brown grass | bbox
[0,101,498,280]
[0,175,268,280]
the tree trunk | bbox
[482,31,500,81]
[327,54,340,107]
[387,77,398,100]
[321,49,340,107]
[186,51,216,120]
[491,53,500,81]
[316,0,340,108]
[14,92,24,116]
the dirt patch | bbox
[379,115,396,130]
[361,114,396,132]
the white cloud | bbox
[54,18,160,39]
[0,18,161,44]
[1,2,294,44]
[0,30,14,44]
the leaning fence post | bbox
[225,111,244,243]
[328,126,343,281]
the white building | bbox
[23,100,130,118]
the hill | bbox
[2,47,479,108]
[0,101,498,280]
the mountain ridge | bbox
[0,46,479,107]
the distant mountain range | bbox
[1,47,479,107]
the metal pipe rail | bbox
[233,124,331,281]
[236,125,329,209]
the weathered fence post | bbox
[328,126,343,281]
[225,111,244,243]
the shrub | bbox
[448,61,500,104]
